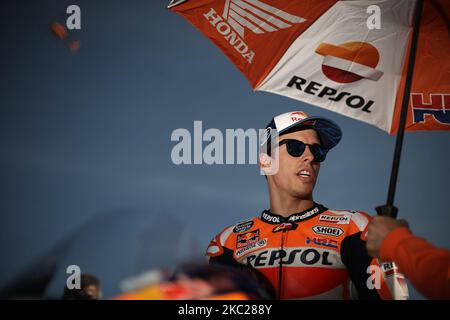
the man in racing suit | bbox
[206,111,409,300]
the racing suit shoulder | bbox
[205,217,259,264]
[328,209,372,236]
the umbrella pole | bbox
[375,0,423,218]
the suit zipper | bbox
[277,229,287,300]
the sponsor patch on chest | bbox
[235,238,268,258]
[306,236,338,249]
[312,225,344,237]
[241,247,344,269]
[319,214,351,224]
[236,230,260,248]
[233,220,254,233]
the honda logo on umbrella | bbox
[411,93,450,125]
[222,0,306,38]
[203,0,306,64]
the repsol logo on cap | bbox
[241,247,343,269]
[312,225,344,237]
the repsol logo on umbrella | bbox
[285,41,384,114]
[287,76,375,113]
[315,41,384,83]
[241,247,344,268]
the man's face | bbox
[268,128,321,200]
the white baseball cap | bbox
[262,111,342,150]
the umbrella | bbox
[168,0,450,217]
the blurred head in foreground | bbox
[62,274,102,300]
[114,263,275,300]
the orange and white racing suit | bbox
[206,203,409,300]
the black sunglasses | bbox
[278,139,328,163]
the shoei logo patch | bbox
[312,226,344,237]
[315,41,384,83]
[203,0,306,63]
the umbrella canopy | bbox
[169,0,450,217]
[168,0,449,134]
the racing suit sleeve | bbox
[380,227,450,300]
[340,231,380,300]
[206,226,239,267]
[340,212,409,300]
[209,247,239,267]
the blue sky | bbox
[1,0,449,299]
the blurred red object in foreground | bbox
[67,40,80,53]
[114,263,275,300]
[50,22,67,39]
[50,22,80,53]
